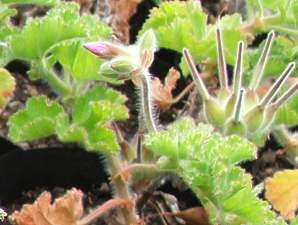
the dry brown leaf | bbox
[152,68,180,111]
[10,188,84,225]
[164,207,209,225]
[106,0,143,43]
[265,169,298,220]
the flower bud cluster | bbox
[184,29,297,145]
[83,29,157,84]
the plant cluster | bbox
[0,0,298,225]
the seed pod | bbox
[99,61,120,79]
[225,94,236,119]
[138,29,158,55]
[244,90,259,112]
[204,97,226,128]
[243,105,264,132]
[110,57,135,74]
[224,120,246,136]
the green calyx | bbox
[184,29,297,146]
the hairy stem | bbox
[78,199,133,225]
[107,154,139,223]
[140,70,158,133]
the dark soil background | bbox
[0,0,295,224]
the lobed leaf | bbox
[0,68,15,108]
[0,0,59,5]
[140,1,245,74]
[8,87,128,154]
[10,188,83,225]
[265,169,298,220]
[0,6,18,65]
[51,39,102,81]
[8,96,65,142]
[8,2,112,61]
[247,37,298,80]
[56,87,128,154]
[145,118,285,225]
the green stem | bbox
[106,154,139,224]
[273,126,292,146]
[273,126,298,165]
[140,70,158,133]
[40,60,72,96]
[242,15,298,36]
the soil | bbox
[0,1,296,225]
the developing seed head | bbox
[184,29,297,146]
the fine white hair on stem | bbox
[139,70,159,133]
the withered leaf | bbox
[265,169,298,220]
[106,0,142,43]
[10,188,84,225]
[152,68,180,111]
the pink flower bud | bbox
[83,42,129,60]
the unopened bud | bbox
[110,58,135,74]
[83,41,129,59]
[138,29,158,55]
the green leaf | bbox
[275,93,298,126]
[0,68,15,108]
[51,39,103,81]
[8,2,112,61]
[56,87,128,154]
[8,96,65,142]
[0,6,17,65]
[145,118,285,225]
[140,1,245,75]
[247,36,298,79]
[9,2,83,60]
[0,0,59,5]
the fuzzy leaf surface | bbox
[0,0,59,5]
[8,96,65,142]
[145,118,285,225]
[247,37,298,79]
[140,1,244,73]
[8,2,111,62]
[56,87,128,154]
[51,39,102,81]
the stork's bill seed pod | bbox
[183,29,298,146]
